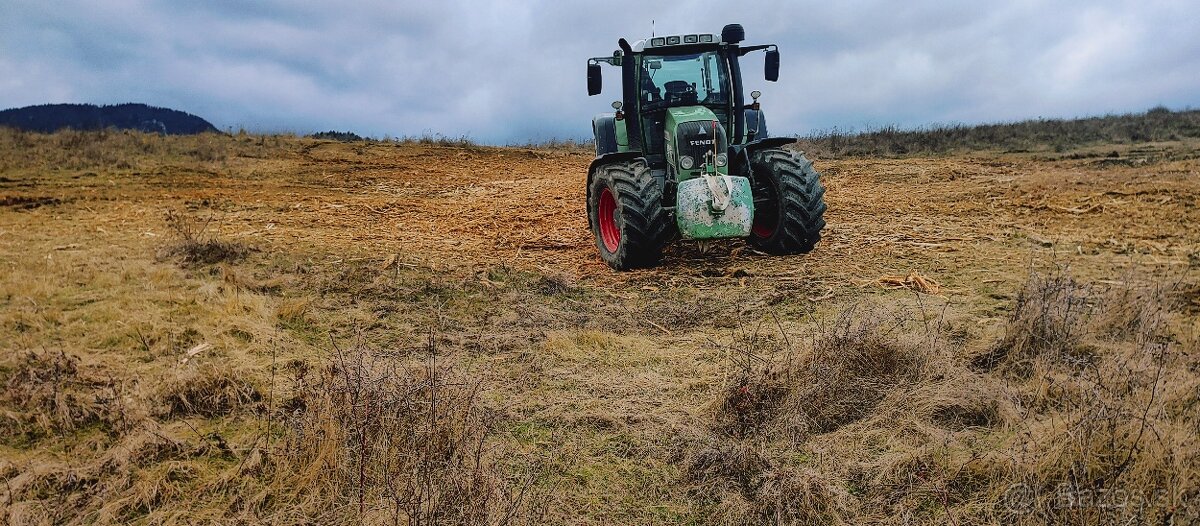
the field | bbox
[1,128,1198,524]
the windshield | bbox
[639,51,729,108]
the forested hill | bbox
[0,103,219,134]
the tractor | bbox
[586,24,826,269]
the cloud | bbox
[0,0,1196,143]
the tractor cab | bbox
[587,24,779,163]
[633,44,733,156]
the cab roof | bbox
[630,33,719,53]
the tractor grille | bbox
[676,120,727,165]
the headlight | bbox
[679,155,694,170]
[715,153,728,167]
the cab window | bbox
[640,51,729,107]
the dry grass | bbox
[0,127,292,170]
[153,364,262,418]
[2,425,198,524]
[2,129,1198,524]
[0,350,133,442]
[0,336,539,525]
[686,267,1199,524]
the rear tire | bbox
[588,159,671,269]
[748,148,826,255]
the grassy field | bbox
[1,126,1198,524]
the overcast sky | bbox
[1,1,1197,144]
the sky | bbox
[1,1,1197,144]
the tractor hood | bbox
[665,106,719,129]
[664,106,729,180]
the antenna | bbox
[651,19,655,37]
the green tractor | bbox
[586,24,826,270]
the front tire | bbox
[588,160,671,270]
[748,148,827,255]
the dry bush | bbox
[160,210,251,266]
[920,376,1011,431]
[972,268,1098,376]
[972,337,1198,524]
[716,305,932,441]
[686,268,1198,525]
[776,306,930,438]
[686,439,769,495]
[985,271,1196,524]
[689,304,962,523]
[232,336,538,524]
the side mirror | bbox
[588,63,602,96]
[765,50,780,82]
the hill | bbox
[0,103,218,135]
[796,106,1200,157]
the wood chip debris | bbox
[179,343,212,365]
[877,271,941,294]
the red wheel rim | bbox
[598,188,620,252]
[752,180,778,238]
[752,220,775,238]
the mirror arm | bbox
[737,44,776,56]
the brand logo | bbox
[690,139,714,146]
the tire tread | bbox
[589,159,672,269]
[748,148,827,254]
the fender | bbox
[729,136,796,179]
[592,113,618,156]
[586,151,647,228]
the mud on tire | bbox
[588,159,673,270]
[748,148,827,255]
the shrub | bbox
[972,268,1097,376]
[253,337,537,524]
[160,210,251,266]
